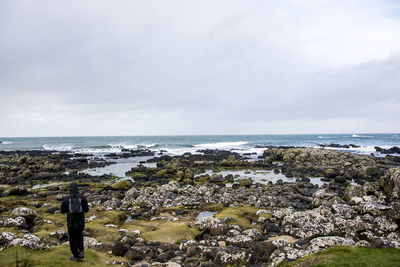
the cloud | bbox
[1,0,400,136]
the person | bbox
[60,182,89,261]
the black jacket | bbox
[60,182,89,231]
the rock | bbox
[325,168,337,178]
[374,216,398,232]
[312,189,344,206]
[226,235,253,246]
[84,237,100,249]
[331,204,356,219]
[262,222,280,234]
[281,206,335,239]
[214,247,252,265]
[112,241,128,256]
[249,241,277,262]
[210,174,223,183]
[308,236,355,253]
[0,232,16,246]
[239,178,253,187]
[242,229,263,240]
[198,217,228,236]
[50,230,68,242]
[3,217,27,228]
[380,167,400,200]
[9,234,41,250]
[359,202,390,216]
[7,186,29,196]
[124,247,145,260]
[11,207,37,222]
[46,205,59,214]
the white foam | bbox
[317,136,335,139]
[43,144,73,151]
[0,141,13,144]
[352,134,374,138]
[108,143,157,149]
[194,141,248,149]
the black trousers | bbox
[68,227,84,257]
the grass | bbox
[124,220,200,243]
[214,205,264,230]
[278,246,400,267]
[0,245,126,267]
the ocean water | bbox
[1,134,399,156]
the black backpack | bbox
[69,196,83,214]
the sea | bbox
[1,134,399,156]
[1,134,399,183]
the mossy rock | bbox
[325,168,337,178]
[112,180,133,190]
[365,166,379,177]
[22,169,33,178]
[239,178,253,187]
[283,152,296,162]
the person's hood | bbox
[69,182,80,198]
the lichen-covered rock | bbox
[313,189,338,206]
[307,236,355,253]
[374,216,398,232]
[380,167,400,200]
[226,235,253,246]
[0,232,16,247]
[50,230,68,242]
[11,207,37,221]
[359,202,390,216]
[9,234,41,249]
[242,228,263,240]
[333,216,373,233]
[198,217,228,236]
[214,247,252,265]
[331,204,356,219]
[281,206,335,239]
[84,237,100,249]
[3,217,27,228]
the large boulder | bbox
[380,167,400,200]
[3,217,27,228]
[11,207,37,223]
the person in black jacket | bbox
[60,182,89,261]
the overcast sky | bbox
[1,0,400,137]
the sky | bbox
[1,0,400,137]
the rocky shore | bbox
[0,147,399,266]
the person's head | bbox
[69,182,80,197]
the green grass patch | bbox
[278,246,400,267]
[214,205,261,230]
[0,245,126,267]
[124,220,199,243]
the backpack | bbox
[69,197,83,214]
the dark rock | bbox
[210,174,223,183]
[46,205,59,214]
[124,247,145,260]
[8,186,29,196]
[112,241,128,256]
[249,241,277,262]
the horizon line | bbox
[1,132,399,139]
